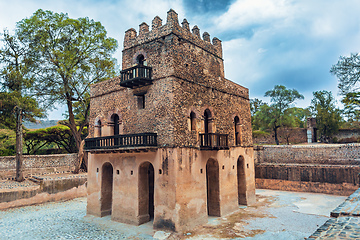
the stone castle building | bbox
[85,9,256,231]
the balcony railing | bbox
[120,65,152,89]
[84,133,157,150]
[199,133,229,150]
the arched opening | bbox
[237,156,247,205]
[190,111,196,131]
[204,109,212,133]
[95,119,102,137]
[101,162,113,216]
[206,158,220,216]
[110,114,120,135]
[234,116,241,145]
[139,162,155,223]
[137,54,146,66]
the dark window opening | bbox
[137,54,146,66]
[234,116,241,145]
[137,94,145,109]
[204,109,212,133]
[111,114,120,135]
[190,111,196,131]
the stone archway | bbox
[206,158,220,216]
[237,156,247,205]
[138,162,155,223]
[101,162,113,216]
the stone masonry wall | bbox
[0,154,77,179]
[254,143,360,164]
[254,144,360,195]
[88,9,252,148]
[253,128,307,145]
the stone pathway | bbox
[0,189,349,239]
[308,188,360,239]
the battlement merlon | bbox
[123,9,223,59]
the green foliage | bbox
[252,130,270,138]
[16,9,118,151]
[24,125,88,155]
[0,92,44,130]
[286,107,311,128]
[250,98,265,116]
[0,30,45,130]
[253,85,304,145]
[310,90,342,142]
[0,129,16,156]
[331,53,360,127]
[331,53,360,96]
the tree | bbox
[0,129,16,156]
[310,91,342,143]
[250,98,265,116]
[24,125,88,155]
[16,9,118,173]
[331,53,360,125]
[257,85,304,145]
[0,30,44,181]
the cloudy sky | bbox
[1,0,360,119]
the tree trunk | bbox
[74,139,85,174]
[274,127,280,145]
[15,107,24,182]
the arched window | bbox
[204,109,212,133]
[137,54,146,66]
[234,116,241,145]
[95,119,102,137]
[110,114,120,135]
[190,111,196,131]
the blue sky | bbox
[1,0,360,119]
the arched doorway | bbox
[237,156,246,205]
[139,162,155,222]
[206,158,220,216]
[101,162,113,216]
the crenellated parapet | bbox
[123,9,223,59]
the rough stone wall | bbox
[172,77,252,147]
[89,9,252,148]
[253,128,307,145]
[254,144,360,194]
[254,143,360,164]
[333,129,360,143]
[89,77,176,146]
[0,154,77,179]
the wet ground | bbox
[0,189,347,240]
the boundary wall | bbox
[0,154,77,180]
[255,144,360,195]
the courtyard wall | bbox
[0,154,77,180]
[255,143,360,195]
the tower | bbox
[86,9,255,231]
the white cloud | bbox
[214,0,293,32]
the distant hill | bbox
[23,120,61,130]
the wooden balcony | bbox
[84,133,157,150]
[199,133,229,150]
[120,65,152,89]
